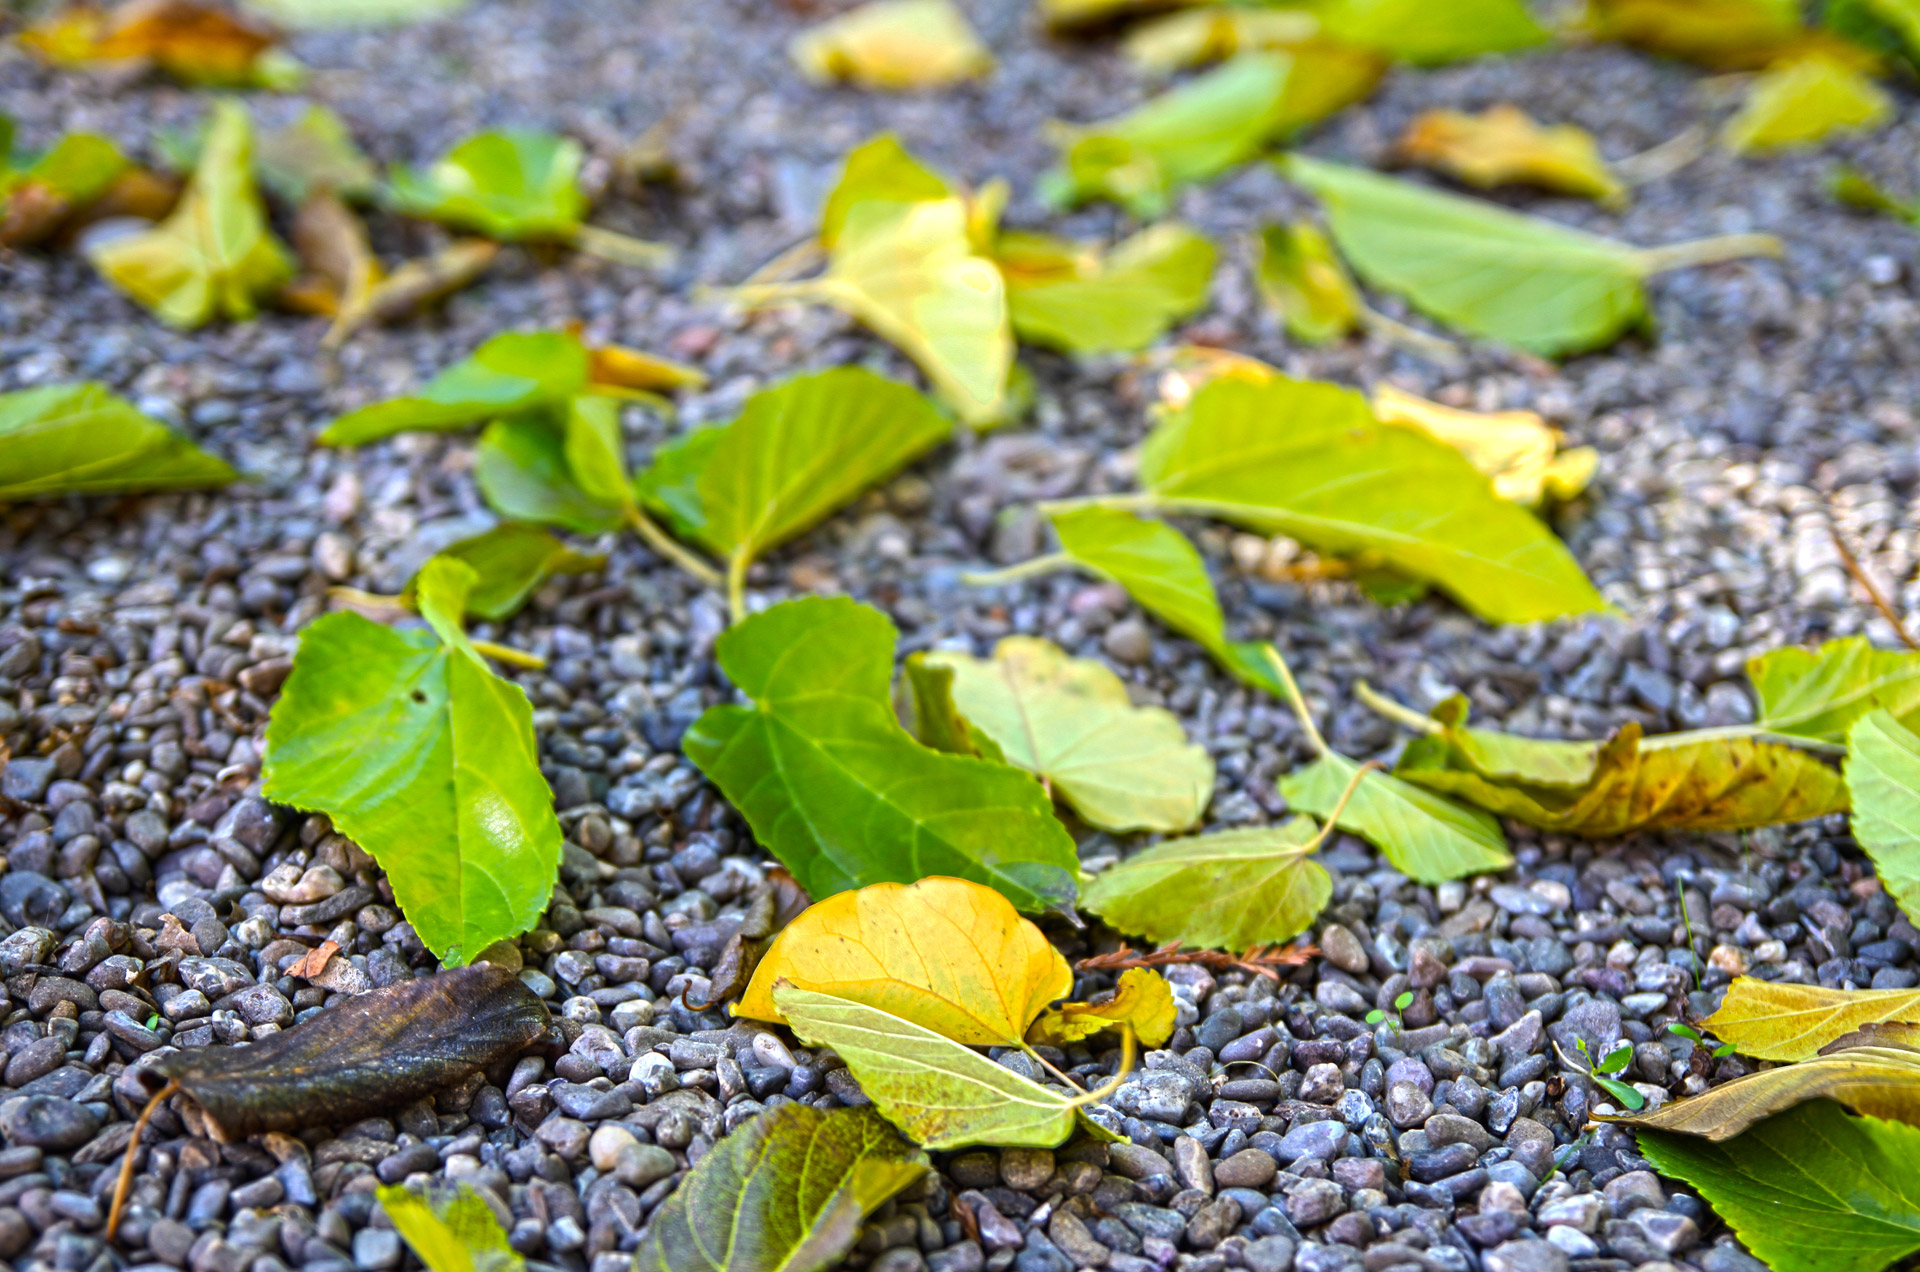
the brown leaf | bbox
[156,961,548,1140]
[285,190,382,319]
[1605,1044,1920,1141]
[287,939,341,981]
[324,239,499,349]
[95,0,277,81]
[1395,105,1625,206]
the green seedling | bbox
[1668,1020,1736,1058]
[1366,990,1416,1030]
[1574,1035,1645,1110]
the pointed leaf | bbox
[320,332,591,445]
[1609,1045,1920,1139]
[1027,968,1177,1049]
[820,134,955,249]
[925,636,1214,833]
[1282,753,1510,883]
[262,557,563,964]
[1703,978,1920,1063]
[1724,54,1892,152]
[1749,637,1920,742]
[378,1182,522,1272]
[1255,221,1362,344]
[683,597,1080,914]
[736,876,1071,1045]
[1138,374,1606,623]
[474,417,624,535]
[632,1104,928,1272]
[0,383,237,500]
[1844,708,1920,926]
[387,130,587,240]
[1317,0,1547,64]
[1080,819,1333,949]
[774,986,1089,1149]
[790,0,993,90]
[409,525,604,622]
[1396,105,1625,205]
[1001,223,1215,354]
[1372,384,1597,507]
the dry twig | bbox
[1076,942,1317,980]
[1830,525,1920,652]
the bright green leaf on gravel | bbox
[387,130,587,241]
[377,1182,521,1272]
[1749,637,1920,743]
[474,417,624,535]
[1636,1101,1920,1272]
[1843,709,1920,926]
[632,1104,928,1272]
[263,557,563,965]
[683,597,1080,914]
[87,100,292,329]
[1041,52,1291,218]
[409,525,604,621]
[320,332,591,445]
[1255,221,1363,344]
[775,986,1102,1149]
[1081,819,1334,950]
[1723,54,1893,153]
[0,384,239,501]
[1137,374,1607,624]
[998,223,1215,354]
[925,636,1214,833]
[1281,155,1781,356]
[1281,752,1511,884]
[1315,0,1547,64]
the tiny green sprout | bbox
[1368,990,1417,1032]
[145,1013,161,1030]
[1573,1036,1645,1110]
[1667,1021,1736,1058]
[1366,1008,1387,1025]
[1394,990,1415,1011]
[1597,1042,1634,1074]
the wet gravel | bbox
[5,3,1920,1272]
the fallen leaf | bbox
[326,239,499,348]
[1397,105,1625,205]
[1843,709,1920,925]
[587,341,707,396]
[474,417,623,535]
[819,133,955,249]
[1038,0,1205,32]
[155,962,548,1139]
[87,99,293,328]
[1703,978,1920,1063]
[1316,0,1547,64]
[387,129,587,241]
[1829,0,1920,66]
[1748,637,1920,743]
[1282,154,1781,356]
[775,986,1119,1150]
[285,189,382,322]
[0,127,135,247]
[379,1182,522,1272]
[900,655,1005,760]
[1372,384,1597,507]
[1080,821,1334,950]
[925,636,1215,833]
[25,0,290,86]
[683,597,1081,914]
[1282,752,1512,883]
[242,0,467,28]
[1635,1101,1920,1272]
[1255,221,1362,344]
[1123,6,1318,72]
[257,104,377,204]
[631,1104,928,1272]
[1831,164,1920,224]
[998,222,1215,354]
[1610,1045,1920,1139]
[1027,968,1176,1048]
[0,382,239,500]
[736,876,1071,1045]
[1389,694,1851,836]
[1584,0,1840,68]
[790,0,993,90]
[262,557,564,964]
[408,525,605,622]
[286,940,340,980]
[1724,54,1893,152]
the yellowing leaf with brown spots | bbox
[790,0,993,91]
[1396,105,1625,206]
[23,0,284,85]
[1705,978,1920,1062]
[1372,385,1597,508]
[735,876,1072,1047]
[1027,968,1177,1048]
[1609,1045,1920,1140]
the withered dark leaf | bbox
[683,868,811,1011]
[157,962,547,1139]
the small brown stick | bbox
[107,1079,178,1241]
[1076,942,1318,981]
[1831,525,1920,651]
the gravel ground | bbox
[5,3,1920,1272]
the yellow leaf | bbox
[1584,0,1873,70]
[1396,105,1625,206]
[790,0,993,90]
[1027,968,1177,1048]
[1123,6,1319,73]
[1723,54,1893,153]
[587,342,709,396]
[1606,1045,1920,1140]
[25,0,283,85]
[735,876,1072,1047]
[1256,221,1363,345]
[1152,346,1277,413]
[1703,978,1920,1062]
[1372,384,1597,507]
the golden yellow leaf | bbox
[24,0,282,84]
[1704,978,1920,1062]
[1723,54,1893,154]
[735,876,1072,1047]
[588,342,709,396]
[790,0,993,90]
[1026,968,1176,1048]
[1396,104,1625,206]
[1584,0,1874,69]
[1122,6,1318,72]
[1372,384,1597,507]
[1607,1045,1920,1140]
[324,239,499,349]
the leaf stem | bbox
[470,639,547,670]
[1033,493,1164,518]
[1068,1025,1138,1110]
[726,549,750,627]
[326,586,406,610]
[1353,681,1442,735]
[1614,123,1707,187]
[1022,1045,1088,1094]
[624,505,723,586]
[107,1079,178,1240]
[1262,644,1330,758]
[1305,759,1383,853]
[570,223,675,269]
[1634,233,1783,276]
[962,553,1073,588]
[1829,524,1920,652]
[1357,304,1461,366]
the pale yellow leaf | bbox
[1372,384,1596,507]
[1396,104,1625,206]
[1026,968,1177,1048]
[790,0,993,90]
[1704,978,1920,1062]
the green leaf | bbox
[1042,52,1291,217]
[242,0,468,28]
[1137,374,1606,624]
[558,394,632,507]
[320,332,591,445]
[1256,221,1362,344]
[1282,154,1777,356]
[632,427,725,540]
[1637,1101,1920,1272]
[900,655,1005,761]
[377,1182,521,1272]
[387,130,588,241]
[1080,819,1332,950]
[0,383,238,501]
[474,417,624,535]
[1749,637,1920,742]
[262,557,563,964]
[410,525,604,622]
[774,986,1091,1149]
[683,597,1080,914]
[821,133,954,248]
[12,132,128,204]
[1724,54,1892,153]
[1281,752,1511,884]
[632,1104,929,1272]
[925,637,1214,833]
[1828,0,1920,64]
[86,99,292,328]
[1831,165,1920,225]
[257,104,377,204]
[1001,223,1216,354]
[1391,695,1851,837]
[1316,0,1547,64]
[1844,709,1920,926]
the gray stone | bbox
[1000,1147,1053,1191]
[0,1096,100,1150]
[1274,1119,1346,1164]
[1284,1178,1345,1227]
[1214,1148,1277,1189]
[1425,1113,1497,1154]
[1243,1235,1297,1272]
[1172,1135,1213,1194]
[1484,1238,1567,1272]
